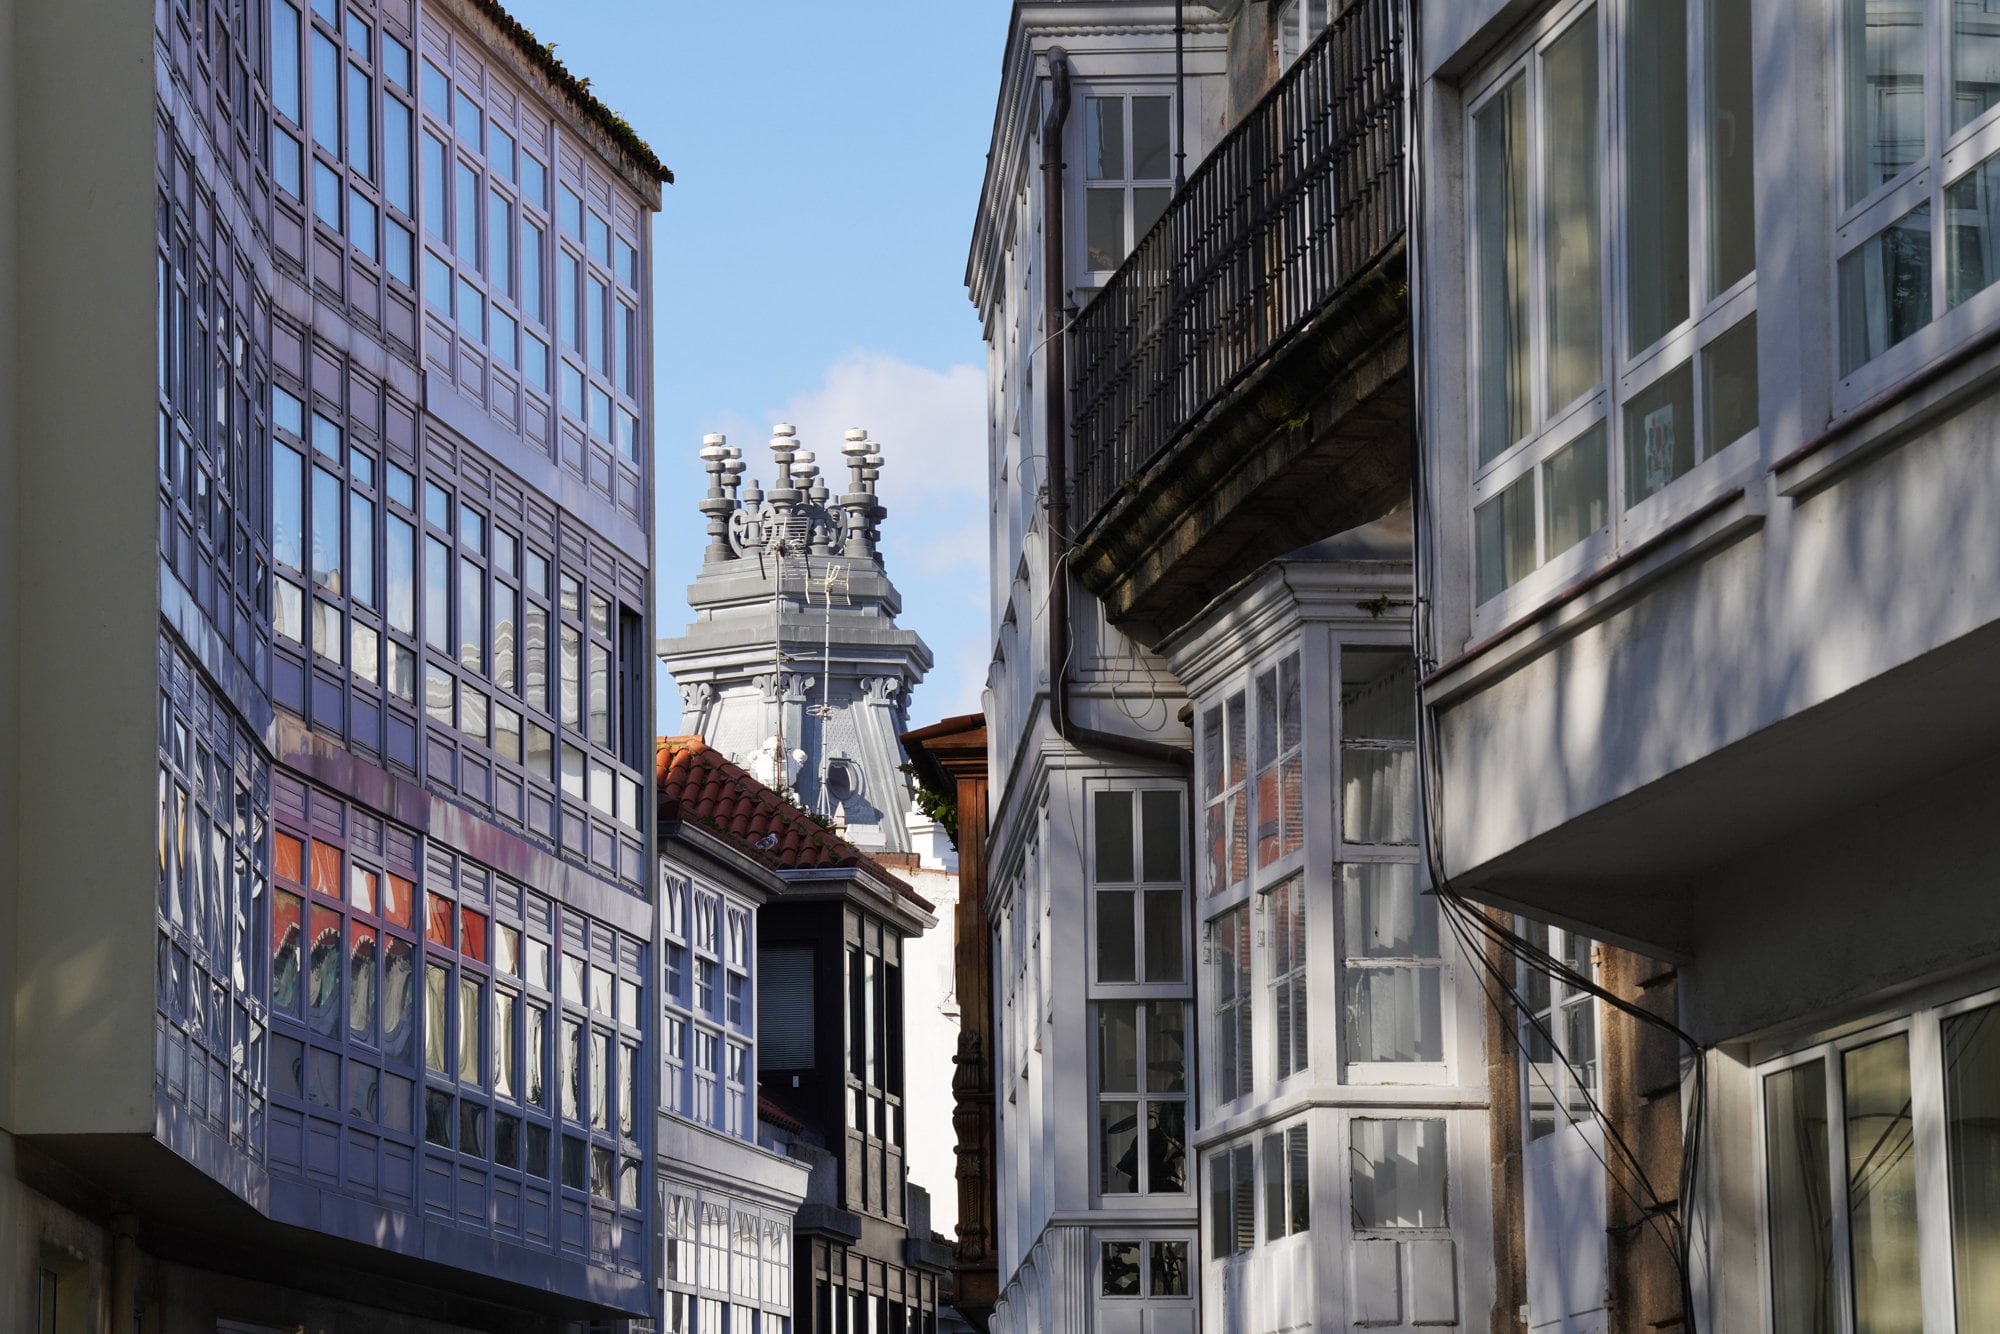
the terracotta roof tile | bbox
[656,737,928,910]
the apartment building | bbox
[958,2,1503,1330]
[2,0,666,1326]
[656,735,951,1333]
[1414,0,2000,1331]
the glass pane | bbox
[1846,0,1927,204]
[308,905,341,1036]
[1543,11,1603,411]
[1099,1002,1139,1093]
[1095,790,1135,883]
[1474,75,1532,463]
[1132,96,1172,178]
[382,936,414,1061]
[1141,790,1182,883]
[1341,747,1417,844]
[1543,421,1608,555]
[1149,1099,1187,1192]
[1086,188,1126,271]
[1342,863,1436,956]
[1708,0,1757,293]
[1343,965,1444,1063]
[1957,0,2000,131]
[1085,97,1125,179]
[1703,314,1760,449]
[1096,889,1136,983]
[348,924,377,1040]
[1100,1100,1139,1193]
[1343,650,1415,741]
[1948,146,2000,306]
[425,962,448,1071]
[1475,471,1538,602]
[1627,0,1690,350]
[1149,1001,1187,1093]
[1101,1241,1141,1296]
[1944,1003,2000,1333]
[1232,1143,1257,1251]
[1844,1034,1921,1334]
[1143,889,1184,983]
[1840,204,1933,373]
[1133,186,1171,243]
[1153,1239,1189,1295]
[1623,360,1697,506]
[1289,1125,1311,1233]
[1352,1118,1447,1228]
[1264,1131,1288,1239]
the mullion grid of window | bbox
[1206,1140,1258,1260]
[175,0,271,202]
[156,636,271,1156]
[1094,998,1190,1199]
[1201,647,1307,1109]
[417,34,559,418]
[156,157,274,693]
[264,776,644,1256]
[1080,91,1175,276]
[1466,0,1759,613]
[1517,922,1598,1140]
[1335,646,1443,1076]
[554,177,646,466]
[1091,787,1189,989]
[1834,0,2000,389]
[846,913,908,1223]
[1100,1237,1193,1299]
[280,0,418,291]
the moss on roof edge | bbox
[469,0,673,185]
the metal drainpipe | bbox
[1041,48,1193,775]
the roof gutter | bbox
[1041,48,1192,774]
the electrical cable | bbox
[1398,0,1707,1323]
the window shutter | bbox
[759,947,814,1070]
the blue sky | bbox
[501,0,1012,730]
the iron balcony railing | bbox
[1069,0,1406,533]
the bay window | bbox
[1762,985,2000,1334]
[1837,0,2000,384]
[1469,0,1758,608]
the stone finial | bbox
[699,433,737,561]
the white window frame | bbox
[1518,922,1600,1140]
[1091,996,1191,1201]
[1072,84,1179,285]
[1274,0,1336,71]
[1463,0,1762,635]
[1087,780,1191,993]
[1336,644,1446,1084]
[1754,1005,1942,1334]
[1830,0,2000,409]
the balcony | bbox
[1068,0,1409,641]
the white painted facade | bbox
[1159,522,1494,1334]
[968,7,1227,1331]
[1414,1,2000,1330]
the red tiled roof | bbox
[656,737,930,912]
[757,1092,806,1136]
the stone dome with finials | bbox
[657,425,934,855]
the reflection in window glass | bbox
[1844,0,1925,206]
[1542,422,1607,554]
[1626,0,1689,352]
[1351,1118,1447,1228]
[1702,314,1759,451]
[1623,361,1696,506]
[1844,1035,1919,1333]
[1474,74,1531,463]
[1947,148,2000,308]
[1475,471,1537,603]
[1707,0,1757,295]
[1542,11,1602,411]
[1840,203,1932,373]
[1102,1240,1141,1296]
[1943,1003,2000,1333]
